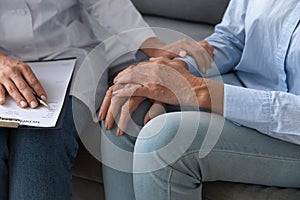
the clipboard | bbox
[0,57,76,129]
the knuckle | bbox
[7,84,17,94]
[17,81,28,91]
[180,38,189,44]
[121,103,130,114]
[108,86,114,91]
[6,66,16,75]
[0,71,6,78]
[27,77,39,86]
[106,87,113,96]
[128,65,135,70]
[19,63,30,71]
[0,86,5,94]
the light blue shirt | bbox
[183,0,300,145]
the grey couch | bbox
[72,0,300,199]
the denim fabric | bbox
[101,100,152,200]
[0,96,79,200]
[101,73,300,200]
[133,112,300,200]
[0,130,9,199]
[102,110,300,200]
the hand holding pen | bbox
[33,91,49,108]
[0,52,48,108]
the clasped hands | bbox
[98,40,223,136]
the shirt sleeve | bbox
[78,0,156,52]
[224,84,300,144]
[205,0,249,75]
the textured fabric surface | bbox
[132,0,230,25]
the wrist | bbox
[194,78,224,115]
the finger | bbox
[113,65,135,84]
[113,83,143,97]
[186,42,212,74]
[114,84,179,106]
[197,47,213,73]
[11,71,39,108]
[98,86,113,121]
[170,39,212,74]
[117,96,145,136]
[149,56,171,64]
[2,79,28,108]
[20,63,47,101]
[191,50,208,74]
[162,39,190,58]
[105,96,127,131]
[144,102,166,124]
[198,40,214,58]
[159,49,178,58]
[0,84,6,105]
[114,85,150,100]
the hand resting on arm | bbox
[140,37,214,74]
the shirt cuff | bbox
[224,84,271,132]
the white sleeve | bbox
[79,0,156,51]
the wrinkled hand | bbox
[98,64,167,136]
[141,37,214,74]
[114,58,210,107]
[0,52,47,108]
[98,57,221,136]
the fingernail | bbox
[105,122,109,130]
[117,129,123,136]
[0,98,4,103]
[20,100,27,108]
[98,112,103,121]
[41,95,47,101]
[30,101,38,108]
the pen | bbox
[33,93,49,108]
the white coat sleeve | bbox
[79,0,156,52]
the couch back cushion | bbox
[131,0,230,25]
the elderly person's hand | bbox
[99,57,224,136]
[98,62,167,134]
[0,52,47,108]
[140,37,214,74]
